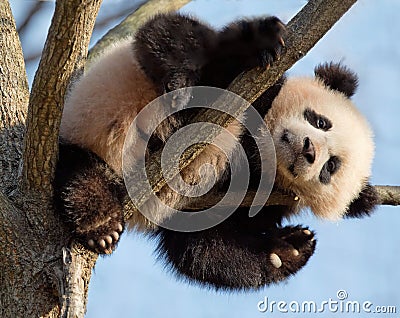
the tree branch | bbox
[182,185,400,211]
[375,186,400,206]
[58,246,98,318]
[20,0,103,199]
[93,2,143,31]
[0,1,29,193]
[6,1,103,317]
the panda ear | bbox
[345,183,379,218]
[314,62,358,98]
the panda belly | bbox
[60,39,159,175]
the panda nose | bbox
[302,137,315,164]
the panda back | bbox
[60,39,158,174]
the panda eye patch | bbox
[319,156,341,184]
[304,108,332,131]
[327,156,341,174]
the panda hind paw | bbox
[268,226,316,276]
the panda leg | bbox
[55,144,125,254]
[156,225,316,290]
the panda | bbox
[55,12,379,290]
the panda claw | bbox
[270,253,282,268]
[278,36,285,47]
[103,248,111,255]
[88,239,95,248]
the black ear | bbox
[345,183,379,218]
[314,62,358,98]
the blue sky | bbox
[10,0,400,317]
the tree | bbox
[0,0,398,317]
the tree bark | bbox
[0,1,29,193]
[20,0,102,199]
[1,0,102,317]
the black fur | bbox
[135,13,286,92]
[314,62,359,97]
[156,207,315,290]
[345,183,379,218]
[200,16,286,88]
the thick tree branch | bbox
[58,246,98,318]
[183,186,400,211]
[123,0,359,220]
[375,186,400,206]
[1,0,102,317]
[20,0,103,199]
[0,1,29,193]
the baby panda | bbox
[55,12,379,290]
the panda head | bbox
[265,62,375,219]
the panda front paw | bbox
[219,16,286,70]
[252,17,286,68]
[267,226,316,278]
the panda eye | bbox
[317,118,326,130]
[319,156,341,184]
[327,158,336,172]
[304,108,332,131]
[327,156,341,174]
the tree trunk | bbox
[0,0,101,317]
[0,1,192,317]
